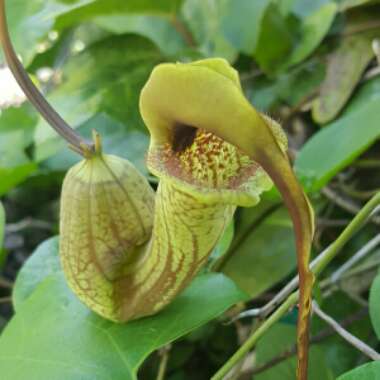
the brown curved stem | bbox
[0,0,93,156]
[257,148,314,380]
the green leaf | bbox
[222,205,297,296]
[254,2,294,74]
[92,14,186,56]
[255,322,334,380]
[34,35,161,162]
[220,0,271,55]
[259,1,336,74]
[53,0,187,56]
[0,163,38,197]
[0,128,31,167]
[369,272,380,339]
[275,58,325,106]
[337,362,380,380]
[181,0,237,61]
[245,76,281,112]
[343,75,380,115]
[0,104,37,142]
[312,30,380,124]
[246,57,325,112]
[295,77,380,192]
[0,104,38,194]
[0,105,37,165]
[56,0,184,29]
[12,236,60,311]
[0,201,4,251]
[291,0,333,17]
[220,1,335,73]
[2,236,247,380]
[282,2,337,68]
[1,0,95,65]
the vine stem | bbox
[0,0,93,156]
[330,233,380,283]
[312,301,380,361]
[0,296,11,303]
[211,192,380,380]
[156,345,171,380]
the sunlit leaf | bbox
[34,35,161,162]
[56,0,184,29]
[0,0,95,65]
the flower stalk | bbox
[0,0,93,156]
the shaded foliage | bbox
[1,0,380,379]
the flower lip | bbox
[147,125,273,207]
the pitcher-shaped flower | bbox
[140,58,314,380]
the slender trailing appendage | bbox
[0,1,314,378]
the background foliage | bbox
[1,0,380,379]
